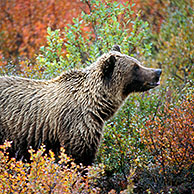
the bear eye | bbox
[133,64,139,71]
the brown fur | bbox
[0,45,161,165]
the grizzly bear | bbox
[0,45,161,166]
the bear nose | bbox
[155,69,162,77]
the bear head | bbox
[99,45,162,99]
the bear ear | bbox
[111,45,121,53]
[102,55,116,81]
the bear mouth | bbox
[147,80,160,88]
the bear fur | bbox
[0,45,161,166]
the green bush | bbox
[36,0,152,79]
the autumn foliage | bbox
[0,0,134,71]
[142,93,194,171]
[0,0,83,70]
[0,142,104,193]
[0,0,193,193]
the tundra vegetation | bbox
[0,0,193,193]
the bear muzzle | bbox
[146,69,162,88]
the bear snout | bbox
[154,69,162,85]
[155,69,162,78]
[143,68,162,89]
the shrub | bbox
[144,0,194,85]
[143,95,194,172]
[136,83,194,193]
[36,0,152,79]
[0,141,104,193]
